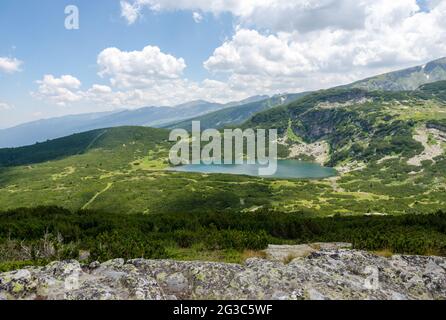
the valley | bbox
[1,61,446,272]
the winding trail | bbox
[82,182,113,210]
[81,129,108,154]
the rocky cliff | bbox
[1,244,445,300]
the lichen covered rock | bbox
[1,245,445,300]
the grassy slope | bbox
[246,83,446,164]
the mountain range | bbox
[163,93,308,131]
[2,57,445,149]
[0,97,266,148]
[1,57,446,150]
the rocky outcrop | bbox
[1,245,446,300]
[407,126,445,166]
[265,243,352,261]
[288,141,330,165]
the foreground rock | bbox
[1,246,446,300]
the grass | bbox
[287,119,303,143]
[372,249,394,258]
[1,151,445,216]
[283,254,299,264]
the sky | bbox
[0,0,445,129]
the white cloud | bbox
[0,102,13,110]
[32,45,248,109]
[193,11,203,23]
[33,75,83,106]
[97,45,186,88]
[119,0,367,32]
[204,29,315,77]
[203,1,446,95]
[120,0,141,24]
[34,0,446,109]
[0,57,23,73]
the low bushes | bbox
[0,206,445,268]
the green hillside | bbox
[246,82,446,166]
[0,126,171,168]
[0,83,445,217]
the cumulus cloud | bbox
[32,45,248,109]
[203,0,446,94]
[33,75,83,106]
[97,45,186,88]
[119,0,367,32]
[0,57,23,73]
[34,1,446,108]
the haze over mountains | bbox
[164,93,308,131]
[0,98,265,148]
[1,57,446,149]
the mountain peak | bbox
[346,57,446,92]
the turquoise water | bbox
[170,160,337,179]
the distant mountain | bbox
[77,100,225,129]
[345,57,446,91]
[0,100,229,148]
[4,58,446,149]
[224,95,270,107]
[165,93,308,131]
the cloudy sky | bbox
[0,0,445,128]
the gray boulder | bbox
[1,244,445,300]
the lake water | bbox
[170,160,337,179]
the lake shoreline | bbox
[168,159,338,180]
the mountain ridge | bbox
[343,57,446,91]
[164,93,308,131]
[0,99,245,148]
[2,57,446,148]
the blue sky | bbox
[0,0,445,128]
[0,0,234,127]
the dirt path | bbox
[82,182,113,210]
[327,177,345,192]
[81,129,108,154]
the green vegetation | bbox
[246,82,446,167]
[1,86,446,217]
[0,129,108,167]
[1,206,446,271]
